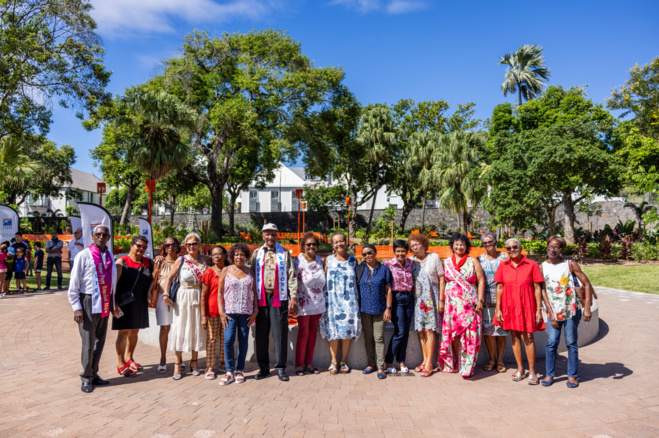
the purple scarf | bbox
[90,244,113,317]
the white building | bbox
[19,168,105,216]
[239,163,405,213]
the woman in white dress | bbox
[152,237,180,373]
[164,233,211,380]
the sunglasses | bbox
[482,241,495,246]
[134,244,147,250]
[362,251,374,256]
[505,245,520,251]
[164,243,178,248]
[186,242,199,247]
[94,232,110,238]
[305,243,318,247]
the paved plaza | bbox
[0,286,657,437]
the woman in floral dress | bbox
[409,233,444,377]
[540,235,593,389]
[439,233,485,378]
[477,232,509,373]
[320,232,361,374]
[294,232,326,376]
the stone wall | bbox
[144,199,647,234]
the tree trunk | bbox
[518,87,523,106]
[364,169,380,241]
[420,193,427,231]
[229,192,238,234]
[563,192,577,244]
[462,210,469,235]
[120,183,135,226]
[548,212,556,237]
[169,195,177,225]
[349,187,358,242]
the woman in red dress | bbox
[494,238,545,385]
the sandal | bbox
[386,367,398,375]
[340,362,350,374]
[400,366,409,374]
[125,359,142,372]
[414,366,424,372]
[117,364,135,377]
[483,360,496,372]
[173,362,183,381]
[219,372,235,386]
[420,369,433,378]
[295,366,305,376]
[235,371,245,384]
[191,360,202,376]
[205,368,216,380]
[329,361,338,375]
[528,373,540,385]
[496,363,507,373]
[305,364,320,375]
[512,370,528,382]
[158,364,167,374]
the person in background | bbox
[14,247,27,293]
[67,225,116,393]
[45,230,64,290]
[494,238,545,385]
[320,232,361,375]
[0,244,7,297]
[12,232,30,277]
[294,232,326,376]
[4,245,15,294]
[33,242,44,292]
[67,229,84,271]
[250,223,298,382]
[152,237,180,373]
[201,245,229,380]
[478,232,509,373]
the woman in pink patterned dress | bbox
[439,233,485,378]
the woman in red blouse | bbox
[494,238,545,385]
[201,246,229,380]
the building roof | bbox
[64,169,104,193]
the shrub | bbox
[587,243,601,259]
[610,243,622,261]
[521,240,547,255]
[564,244,578,256]
[631,242,659,262]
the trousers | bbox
[385,291,414,364]
[255,293,289,371]
[78,294,109,383]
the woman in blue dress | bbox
[320,232,361,374]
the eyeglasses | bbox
[93,232,110,238]
[212,253,225,257]
[482,241,495,246]
[505,245,520,251]
[547,245,561,251]
[134,244,147,250]
[164,243,178,248]
[362,251,374,256]
[305,243,318,247]
[186,242,199,247]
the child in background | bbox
[0,244,7,297]
[34,242,44,292]
[4,245,15,294]
[14,248,27,293]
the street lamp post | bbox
[346,197,351,245]
[145,179,156,222]
[295,189,304,243]
[301,201,306,234]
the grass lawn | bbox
[7,272,71,292]
[582,265,659,295]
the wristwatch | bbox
[479,298,485,304]
[386,306,392,310]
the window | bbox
[250,190,258,199]
[271,190,279,199]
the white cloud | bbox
[90,0,280,36]
[329,0,428,14]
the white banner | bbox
[0,205,19,244]
[70,215,82,234]
[138,218,154,259]
[78,202,113,255]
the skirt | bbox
[156,293,173,326]
[168,287,206,353]
[112,285,150,330]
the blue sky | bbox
[49,0,659,177]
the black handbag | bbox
[116,258,143,307]
[168,256,185,303]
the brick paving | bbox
[0,286,658,437]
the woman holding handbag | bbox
[164,232,211,380]
[150,237,181,373]
[113,235,154,376]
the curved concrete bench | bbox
[139,301,599,368]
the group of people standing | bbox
[68,223,594,393]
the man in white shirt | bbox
[67,229,84,270]
[68,226,117,393]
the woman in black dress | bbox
[113,235,154,376]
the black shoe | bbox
[277,370,289,382]
[57,286,63,290]
[81,382,93,393]
[43,287,50,291]
[92,376,110,385]
[255,369,270,380]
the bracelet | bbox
[163,294,169,298]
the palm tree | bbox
[0,136,44,204]
[499,44,551,106]
[357,106,397,240]
[406,131,440,231]
[434,131,486,232]
[624,201,653,235]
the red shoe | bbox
[126,359,142,372]
[117,364,135,376]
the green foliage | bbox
[631,241,659,261]
[304,185,345,217]
[0,0,110,139]
[521,240,547,255]
[373,206,400,238]
[499,44,551,106]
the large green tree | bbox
[156,30,344,238]
[499,44,551,106]
[0,0,110,139]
